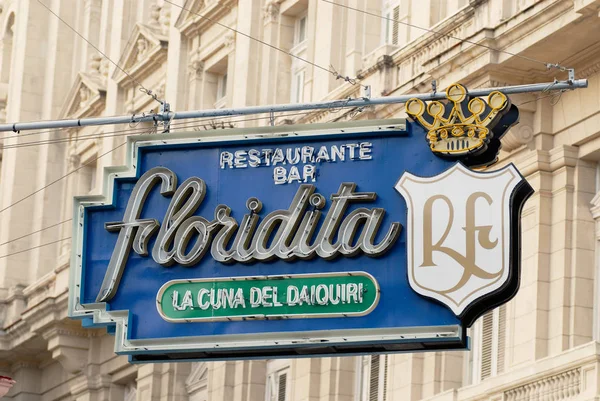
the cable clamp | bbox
[269,110,275,127]
[362,85,371,100]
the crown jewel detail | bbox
[406,83,510,156]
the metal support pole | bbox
[0,79,588,133]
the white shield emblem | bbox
[395,163,523,316]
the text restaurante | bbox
[95,166,401,302]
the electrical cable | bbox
[37,0,164,105]
[0,237,71,260]
[163,0,366,88]
[0,110,318,249]
[0,141,128,215]
[0,111,316,150]
[0,219,71,247]
[321,0,571,72]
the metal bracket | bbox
[161,102,171,133]
[362,85,371,100]
[269,110,275,127]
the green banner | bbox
[156,272,379,322]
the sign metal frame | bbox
[69,118,521,362]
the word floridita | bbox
[96,167,401,302]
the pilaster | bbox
[230,0,261,113]
[317,357,354,401]
[207,361,236,401]
[232,360,266,401]
[291,358,321,401]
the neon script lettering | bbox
[95,167,401,302]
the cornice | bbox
[177,0,236,38]
[579,61,600,79]
[113,23,169,87]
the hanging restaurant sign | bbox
[69,84,532,362]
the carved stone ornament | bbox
[88,53,103,76]
[69,153,81,168]
[78,86,91,109]
[188,47,204,78]
[263,1,280,24]
[159,5,171,33]
[149,4,161,27]
[224,31,236,48]
[136,37,150,62]
[189,58,204,79]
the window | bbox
[471,305,506,383]
[294,14,307,45]
[217,73,227,100]
[266,360,290,401]
[382,0,407,46]
[429,0,447,26]
[356,355,388,401]
[291,70,305,104]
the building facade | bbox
[1,0,600,400]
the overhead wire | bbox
[0,111,317,150]
[321,0,572,73]
[0,237,72,260]
[37,0,164,105]
[0,110,318,251]
[0,141,129,215]
[0,219,72,247]
[163,0,366,88]
[7,2,575,258]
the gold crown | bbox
[406,83,509,156]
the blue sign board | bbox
[70,111,531,362]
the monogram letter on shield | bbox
[395,163,525,316]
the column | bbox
[291,358,321,401]
[207,362,236,401]
[231,0,262,110]
[317,357,355,401]
[232,360,266,401]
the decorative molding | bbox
[224,31,236,49]
[175,0,235,38]
[186,362,208,394]
[188,48,204,79]
[504,368,581,401]
[263,1,280,24]
[59,72,106,119]
[148,3,161,28]
[174,0,205,29]
[42,325,90,374]
[112,23,168,87]
[501,110,535,152]
[579,61,600,79]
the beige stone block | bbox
[549,250,569,281]
[441,353,463,384]
[548,278,569,309]
[336,369,355,397]
[513,282,537,317]
[572,248,595,279]
[573,277,594,308]
[391,357,412,390]
[510,340,535,366]
[535,308,550,341]
[550,220,573,253]
[572,219,595,251]
[547,306,569,338]
[572,305,593,338]
[513,312,537,345]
